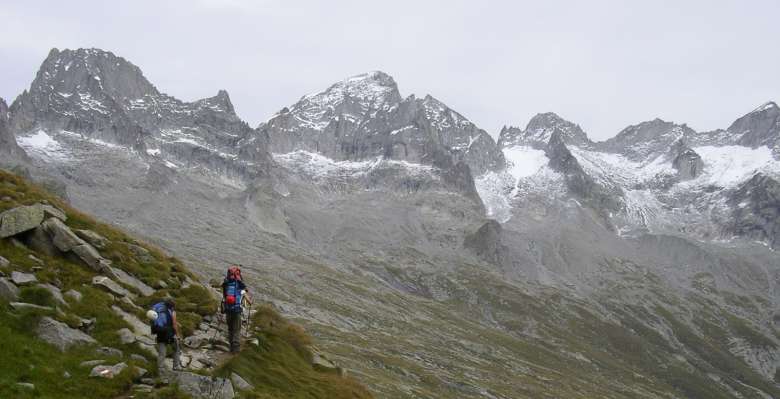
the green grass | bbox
[216,305,373,399]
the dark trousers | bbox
[226,312,242,352]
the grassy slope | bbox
[217,305,373,399]
[0,170,373,399]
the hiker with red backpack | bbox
[222,265,251,353]
[147,299,182,371]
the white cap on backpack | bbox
[146,310,158,321]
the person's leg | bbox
[157,341,166,371]
[172,337,182,369]
[227,312,241,352]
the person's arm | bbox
[172,310,180,337]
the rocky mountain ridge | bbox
[4,47,780,398]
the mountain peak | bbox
[34,47,158,100]
[499,111,590,149]
[751,101,778,114]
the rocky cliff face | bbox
[0,97,29,166]
[264,71,505,177]
[727,173,780,249]
[9,48,272,181]
[731,101,780,149]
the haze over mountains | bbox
[3,48,780,398]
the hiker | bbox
[147,299,182,371]
[222,265,250,353]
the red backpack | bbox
[226,266,242,281]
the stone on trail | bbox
[130,353,148,363]
[15,382,35,390]
[0,278,20,301]
[0,255,9,267]
[10,271,37,285]
[36,316,97,351]
[89,362,128,379]
[0,204,45,238]
[171,371,235,399]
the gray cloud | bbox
[1,0,778,140]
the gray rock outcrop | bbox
[171,371,235,399]
[0,278,20,301]
[89,362,127,379]
[730,102,780,149]
[0,204,45,238]
[230,372,253,391]
[670,139,704,180]
[36,316,97,351]
[10,271,37,285]
[92,276,131,297]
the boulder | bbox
[133,384,154,393]
[183,335,205,349]
[134,366,148,378]
[107,266,154,296]
[72,244,106,271]
[0,204,44,238]
[126,243,155,264]
[92,276,131,297]
[64,289,82,302]
[0,278,20,301]
[40,204,67,221]
[117,328,136,344]
[75,229,108,249]
[26,225,61,257]
[36,316,97,351]
[0,255,9,267]
[111,305,152,338]
[89,362,127,379]
[10,271,37,285]
[42,218,85,251]
[96,346,123,358]
[10,302,53,311]
[38,283,66,306]
[171,371,235,399]
[230,372,254,391]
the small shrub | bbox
[19,286,56,307]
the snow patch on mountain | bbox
[17,130,69,161]
[475,145,564,222]
[274,150,437,181]
[686,145,777,188]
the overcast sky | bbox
[1,0,778,140]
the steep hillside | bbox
[0,169,372,399]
